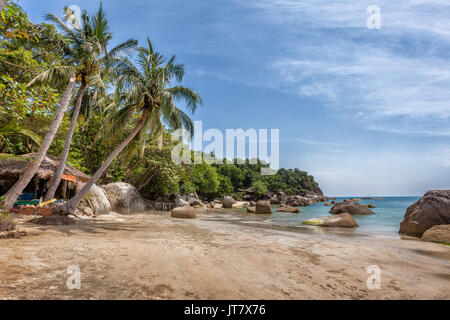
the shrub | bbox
[0,213,16,232]
[252,180,267,196]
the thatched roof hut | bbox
[0,153,90,182]
[0,153,90,200]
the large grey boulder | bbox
[222,196,234,208]
[399,190,450,237]
[102,182,146,214]
[255,200,272,214]
[76,182,111,215]
[303,213,358,228]
[330,201,375,215]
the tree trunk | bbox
[1,76,76,209]
[60,109,149,214]
[44,81,87,201]
[0,0,7,13]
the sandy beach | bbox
[0,211,449,300]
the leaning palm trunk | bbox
[1,76,76,209]
[44,81,88,201]
[0,0,7,13]
[58,109,149,214]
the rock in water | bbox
[399,190,450,237]
[222,196,234,208]
[303,213,358,228]
[255,201,272,214]
[102,182,146,214]
[330,201,375,215]
[77,182,111,215]
[277,205,301,213]
[421,225,450,244]
[247,206,256,213]
[171,206,205,219]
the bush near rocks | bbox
[0,212,15,232]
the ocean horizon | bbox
[266,196,420,237]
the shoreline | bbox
[0,210,449,300]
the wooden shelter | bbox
[0,153,90,199]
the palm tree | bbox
[37,4,136,201]
[0,124,42,164]
[0,0,7,13]
[58,38,202,214]
[1,76,76,209]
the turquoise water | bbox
[268,197,419,237]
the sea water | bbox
[268,197,419,237]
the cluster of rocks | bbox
[302,199,376,229]
[76,182,146,216]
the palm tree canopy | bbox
[0,124,41,164]
[108,37,202,159]
[28,3,137,89]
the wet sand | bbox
[0,211,449,299]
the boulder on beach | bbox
[270,198,281,205]
[277,205,301,213]
[303,212,358,228]
[222,196,234,208]
[174,197,190,208]
[255,200,272,214]
[286,196,310,207]
[247,206,256,213]
[368,203,376,208]
[76,182,111,215]
[399,190,450,237]
[102,182,146,214]
[330,201,375,215]
[171,206,206,219]
[189,198,205,207]
[421,225,450,244]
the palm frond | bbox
[0,125,42,145]
[0,154,32,165]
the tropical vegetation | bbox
[0,1,321,211]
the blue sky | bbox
[19,0,450,196]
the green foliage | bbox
[217,174,233,196]
[0,2,322,203]
[252,180,267,196]
[0,196,15,231]
[0,212,15,231]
